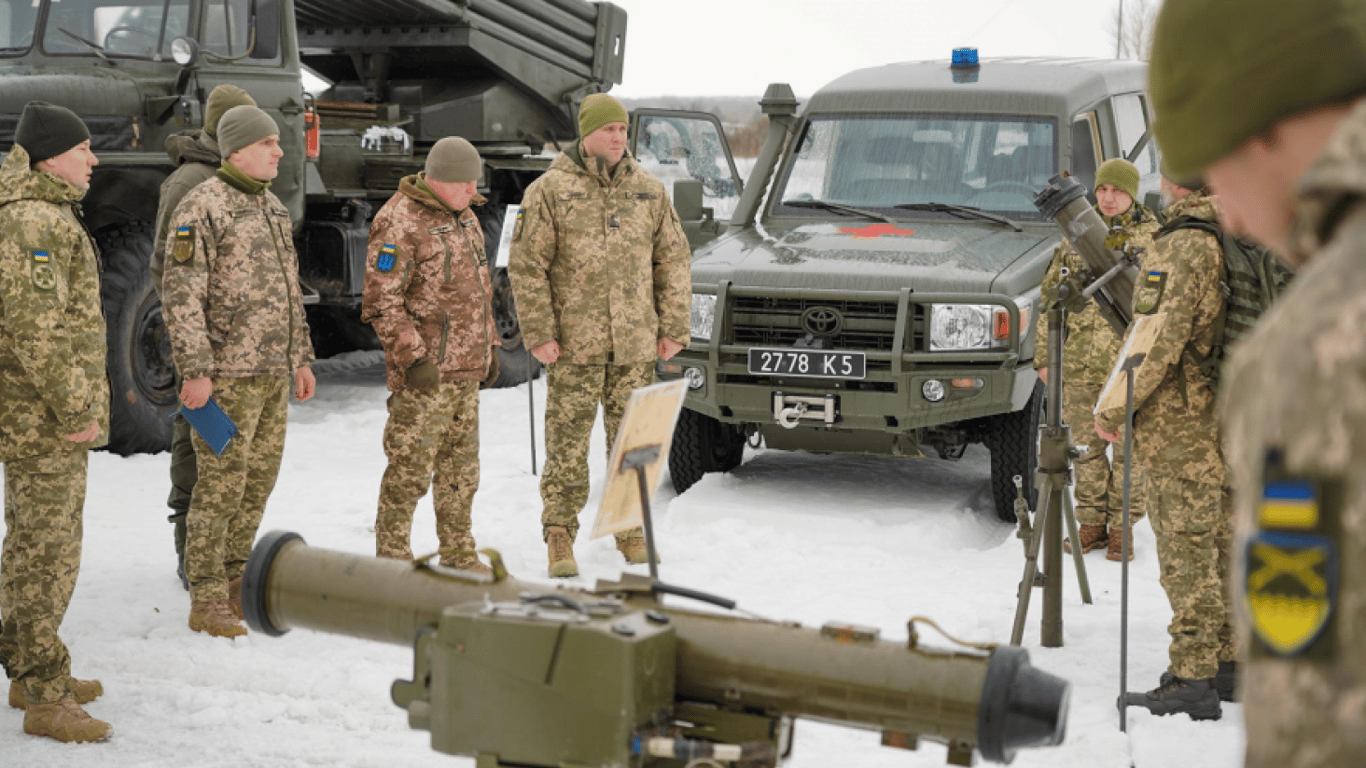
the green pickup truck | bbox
[651,53,1158,521]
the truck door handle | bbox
[279,99,304,116]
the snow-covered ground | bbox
[1,354,1243,767]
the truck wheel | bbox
[669,408,746,494]
[100,222,176,454]
[478,207,541,387]
[984,380,1043,523]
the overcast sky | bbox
[608,0,1125,98]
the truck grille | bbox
[730,297,911,351]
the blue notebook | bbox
[180,397,238,455]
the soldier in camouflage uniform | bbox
[362,137,498,575]
[1095,179,1234,721]
[151,85,256,591]
[1150,1,1366,763]
[162,105,316,638]
[1036,158,1158,562]
[0,102,112,742]
[509,94,692,577]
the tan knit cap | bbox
[425,136,482,183]
[218,105,279,159]
[578,93,628,139]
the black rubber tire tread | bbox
[985,380,1044,523]
[99,221,176,455]
[669,408,746,494]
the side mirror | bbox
[673,179,704,221]
[251,0,281,60]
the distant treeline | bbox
[619,95,787,158]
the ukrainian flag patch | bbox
[32,250,50,263]
[1260,479,1319,529]
[173,225,195,264]
[376,243,397,272]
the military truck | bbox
[0,0,638,454]
[660,54,1159,521]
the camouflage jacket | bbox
[152,130,220,291]
[161,170,314,380]
[508,144,691,365]
[1035,201,1161,385]
[0,145,109,461]
[1221,99,1366,768]
[1096,191,1225,486]
[361,174,498,392]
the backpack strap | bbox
[1154,216,1227,392]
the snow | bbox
[1,354,1244,767]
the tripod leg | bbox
[1063,490,1093,604]
[1010,478,1051,646]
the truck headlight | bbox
[928,297,1032,351]
[691,294,717,341]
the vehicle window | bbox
[1071,112,1100,202]
[1113,92,1161,201]
[634,113,743,221]
[774,114,1057,220]
[203,0,278,62]
[41,0,190,58]
[0,0,39,56]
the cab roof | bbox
[806,57,1149,119]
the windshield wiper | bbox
[57,27,110,61]
[895,202,1022,232]
[781,198,903,227]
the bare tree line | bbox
[1109,0,1162,60]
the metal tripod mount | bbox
[620,444,663,580]
[1010,271,1094,648]
[1116,352,1144,732]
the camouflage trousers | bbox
[186,375,289,603]
[0,447,86,704]
[376,381,480,566]
[540,362,655,539]
[1064,377,1147,527]
[1148,474,1235,680]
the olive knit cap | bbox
[1095,158,1139,201]
[425,136,483,183]
[16,101,90,165]
[204,85,256,140]
[578,93,628,139]
[218,105,279,159]
[1149,0,1366,179]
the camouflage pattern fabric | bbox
[361,174,497,392]
[0,145,109,462]
[540,362,655,537]
[1148,474,1234,679]
[508,143,692,365]
[1037,202,1158,526]
[1221,98,1366,768]
[1,448,86,704]
[161,172,314,381]
[152,130,220,290]
[167,411,196,516]
[185,375,289,603]
[375,381,481,566]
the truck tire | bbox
[669,408,746,494]
[984,380,1043,523]
[478,206,541,387]
[99,222,177,454]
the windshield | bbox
[774,114,1057,221]
[0,0,39,55]
[40,0,190,59]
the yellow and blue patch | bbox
[376,243,398,273]
[1243,530,1335,657]
[172,225,196,264]
[1259,479,1319,529]
[31,250,56,290]
[1134,271,1167,314]
[32,250,50,263]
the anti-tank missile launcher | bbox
[243,531,1069,767]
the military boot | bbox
[615,528,661,565]
[189,600,248,639]
[443,552,493,576]
[227,576,244,621]
[1161,661,1239,703]
[9,678,103,710]
[1106,524,1135,561]
[1063,524,1108,554]
[1122,674,1221,721]
[22,696,112,743]
[546,526,578,578]
[169,511,189,591]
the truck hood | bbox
[693,219,1055,295]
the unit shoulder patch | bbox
[173,225,196,265]
[1134,270,1166,314]
[31,250,56,291]
[376,243,398,273]
[1243,530,1336,657]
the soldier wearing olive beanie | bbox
[577,93,628,139]
[1094,158,1139,204]
[1149,1,1366,765]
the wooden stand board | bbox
[1095,312,1167,415]
[589,379,689,540]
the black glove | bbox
[406,359,440,394]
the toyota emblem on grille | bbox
[801,306,843,336]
